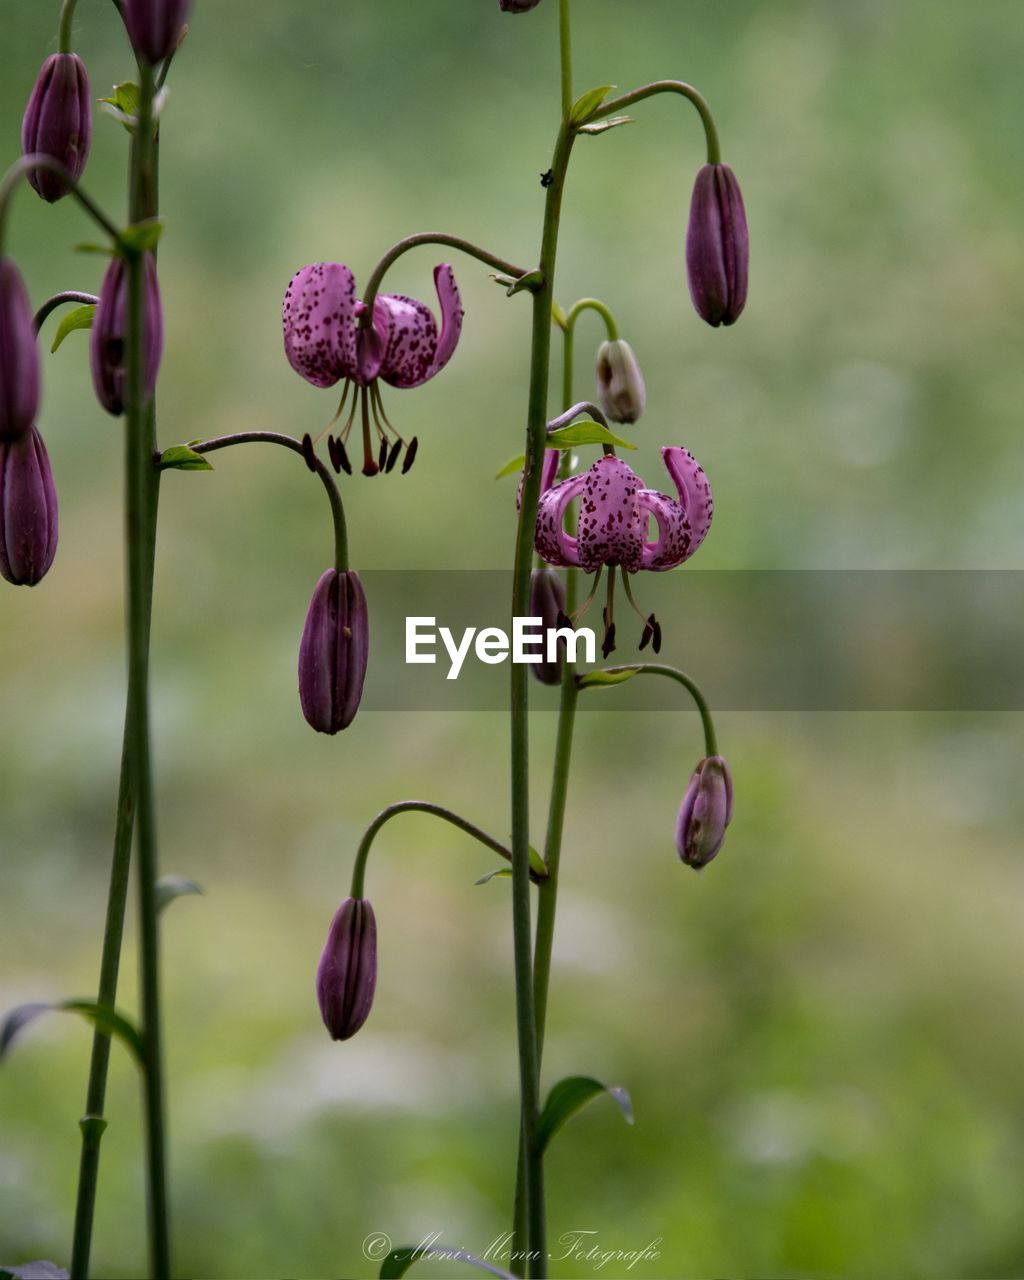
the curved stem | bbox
[546,400,609,435]
[578,662,719,756]
[593,80,722,164]
[360,233,531,324]
[349,801,546,899]
[58,0,80,53]
[33,291,99,335]
[563,297,619,342]
[0,155,121,253]
[179,432,349,572]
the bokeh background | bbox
[2,1,1023,1277]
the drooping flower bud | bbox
[676,756,733,869]
[0,426,59,587]
[90,253,164,417]
[530,568,566,687]
[21,54,91,203]
[316,896,377,1041]
[596,339,646,424]
[298,569,369,734]
[685,163,749,328]
[0,259,40,444]
[121,0,191,65]
[499,0,543,11]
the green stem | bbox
[560,322,574,419]
[0,155,121,253]
[579,663,719,756]
[349,801,545,899]
[126,60,170,1280]
[559,0,573,119]
[360,233,531,323]
[58,0,80,53]
[563,297,619,341]
[178,432,349,573]
[593,80,722,164]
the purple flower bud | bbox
[530,568,566,687]
[90,253,164,417]
[499,0,543,10]
[0,426,59,587]
[298,569,369,734]
[121,0,191,65]
[21,54,91,203]
[0,259,41,444]
[316,896,377,1041]
[686,163,749,328]
[596,339,646,424]
[676,756,733,870]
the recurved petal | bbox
[639,489,693,570]
[577,455,644,573]
[516,446,561,512]
[377,293,438,389]
[283,263,358,389]
[429,263,463,376]
[660,446,713,555]
[535,473,586,568]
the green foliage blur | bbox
[2,1,1023,1277]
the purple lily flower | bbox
[90,253,164,417]
[0,259,40,444]
[676,755,733,869]
[686,163,749,327]
[121,0,191,65]
[21,53,91,203]
[298,569,369,734]
[282,262,463,475]
[534,448,712,653]
[0,426,59,587]
[316,896,378,1041]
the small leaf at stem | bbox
[570,84,616,126]
[155,875,203,912]
[579,114,636,136]
[50,305,96,354]
[118,219,165,255]
[380,1246,515,1280]
[158,445,214,472]
[536,1075,634,1155]
[1,1000,143,1066]
[576,668,640,689]
[528,845,548,878]
[551,300,568,329]
[99,81,140,118]
[547,421,636,450]
[73,243,115,257]
[495,454,526,481]
[475,868,512,886]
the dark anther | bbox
[651,616,663,654]
[401,436,419,474]
[377,437,388,472]
[602,623,617,659]
[639,620,653,651]
[540,169,554,188]
[555,609,572,631]
[385,439,402,474]
[335,436,353,475]
[301,433,317,473]
[327,435,341,473]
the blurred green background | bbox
[2,1,1023,1277]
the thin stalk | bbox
[559,0,573,120]
[361,233,531,321]
[179,432,349,573]
[564,297,619,341]
[33,291,99,334]
[58,0,80,53]
[0,155,120,251]
[579,663,719,756]
[592,80,722,164]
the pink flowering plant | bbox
[0,1,749,1277]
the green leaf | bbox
[156,875,203,912]
[576,667,640,689]
[548,420,636,450]
[495,453,526,481]
[551,300,568,329]
[73,243,115,257]
[475,868,512,886]
[50,304,96,354]
[380,1246,514,1280]
[118,219,165,255]
[1,1000,144,1067]
[536,1075,634,1155]
[579,114,636,136]
[159,445,214,472]
[570,83,616,126]
[505,269,543,298]
[99,81,140,118]
[528,845,547,878]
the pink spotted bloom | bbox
[535,448,713,654]
[282,262,463,476]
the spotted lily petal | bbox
[517,446,561,512]
[577,455,644,573]
[283,263,359,390]
[638,489,693,571]
[644,446,713,566]
[429,264,463,377]
[535,472,586,568]
[378,264,463,389]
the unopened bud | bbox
[499,0,543,11]
[298,569,369,734]
[121,0,191,65]
[596,339,646,424]
[0,426,59,587]
[686,163,749,328]
[0,259,40,444]
[316,896,377,1041]
[676,755,733,869]
[530,568,566,686]
[90,253,164,417]
[21,54,91,203]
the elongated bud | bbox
[676,756,733,869]
[121,0,191,65]
[530,568,566,686]
[90,253,164,417]
[499,0,543,10]
[316,896,377,1041]
[21,54,91,203]
[686,163,749,327]
[0,259,40,444]
[596,339,646,424]
[0,427,59,587]
[298,569,369,734]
